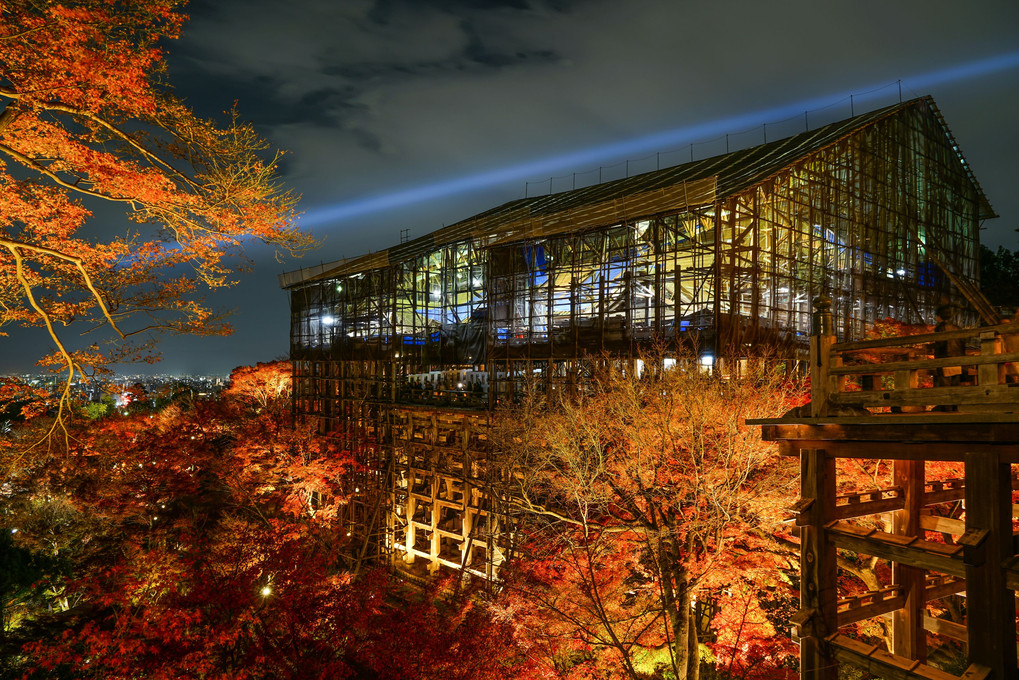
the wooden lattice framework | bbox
[752,299,1019,680]
[282,96,993,580]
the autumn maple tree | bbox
[0,0,311,421]
[494,353,803,679]
[3,362,533,679]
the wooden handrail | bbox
[832,322,1019,352]
[831,352,1019,376]
[807,296,1019,415]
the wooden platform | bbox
[750,304,1019,680]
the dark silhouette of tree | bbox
[980,244,1019,310]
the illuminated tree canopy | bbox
[0,0,311,416]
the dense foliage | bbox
[979,244,1019,311]
[0,0,311,420]
[492,354,804,680]
[1,362,527,679]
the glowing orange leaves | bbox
[0,1,312,432]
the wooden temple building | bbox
[752,300,1019,680]
[280,95,994,584]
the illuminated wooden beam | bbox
[825,521,965,577]
[833,487,904,520]
[827,633,982,680]
[837,587,905,627]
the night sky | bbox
[4,0,1019,376]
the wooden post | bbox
[891,459,926,661]
[978,331,1005,386]
[800,447,838,680]
[963,451,1017,679]
[811,296,836,418]
[404,473,417,564]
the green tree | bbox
[979,244,1019,310]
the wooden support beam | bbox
[963,451,1018,680]
[834,383,1019,409]
[800,448,839,680]
[837,588,905,627]
[772,437,1019,463]
[1004,556,1019,591]
[834,576,967,629]
[924,484,967,506]
[827,634,958,680]
[879,612,968,645]
[833,487,904,520]
[759,422,1019,450]
[892,459,926,661]
[919,513,965,535]
[829,351,1019,376]
[959,666,993,680]
[924,576,966,601]
[826,521,965,577]
[923,615,967,645]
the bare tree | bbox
[495,352,802,679]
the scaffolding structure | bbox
[282,96,993,579]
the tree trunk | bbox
[685,586,700,680]
[658,535,699,680]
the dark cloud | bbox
[5,0,1018,376]
[366,0,576,26]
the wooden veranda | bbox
[752,298,1019,680]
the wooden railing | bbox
[810,299,1019,417]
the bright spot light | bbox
[699,354,714,367]
[896,269,906,276]
[261,586,272,597]
[322,315,336,325]
[457,382,463,388]
[298,51,1019,230]
[10,528,18,534]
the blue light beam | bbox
[300,51,1019,230]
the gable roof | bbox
[282,96,994,288]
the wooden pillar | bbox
[800,447,838,680]
[810,296,836,418]
[428,474,441,574]
[891,459,926,661]
[404,467,417,564]
[964,451,1017,679]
